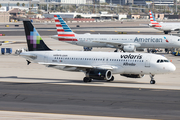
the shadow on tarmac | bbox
[0,76,147,85]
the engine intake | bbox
[120,74,144,78]
[123,45,136,52]
[86,69,112,80]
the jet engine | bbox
[123,45,136,52]
[120,74,144,78]
[86,69,112,80]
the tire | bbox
[164,31,168,34]
[150,80,155,84]
[83,77,91,82]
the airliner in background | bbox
[51,15,180,52]
[20,21,176,84]
[149,11,180,34]
[0,41,14,46]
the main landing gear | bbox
[83,47,92,51]
[150,74,155,84]
[164,31,169,34]
[83,76,114,82]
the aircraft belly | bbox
[79,42,106,47]
[123,65,143,74]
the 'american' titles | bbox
[134,37,163,43]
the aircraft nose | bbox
[168,63,176,72]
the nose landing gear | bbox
[150,74,155,84]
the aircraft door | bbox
[145,56,151,67]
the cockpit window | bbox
[157,59,169,63]
[164,60,169,62]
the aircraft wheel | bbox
[107,76,114,82]
[164,31,168,34]
[83,77,92,82]
[150,80,155,84]
[114,50,118,52]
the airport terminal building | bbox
[133,0,174,6]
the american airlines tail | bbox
[54,15,77,41]
[149,11,161,27]
[23,21,51,51]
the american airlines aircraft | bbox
[51,15,180,52]
[149,10,180,34]
[20,21,176,84]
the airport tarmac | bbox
[0,20,167,36]
[0,36,180,120]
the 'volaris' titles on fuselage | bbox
[120,54,142,59]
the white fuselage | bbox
[52,34,180,48]
[20,51,176,75]
[153,22,180,31]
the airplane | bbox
[149,10,180,34]
[0,41,14,46]
[51,15,180,52]
[20,20,176,84]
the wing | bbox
[93,40,141,48]
[38,62,117,71]
[171,28,180,31]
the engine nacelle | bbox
[123,45,136,52]
[86,69,112,80]
[120,74,144,78]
